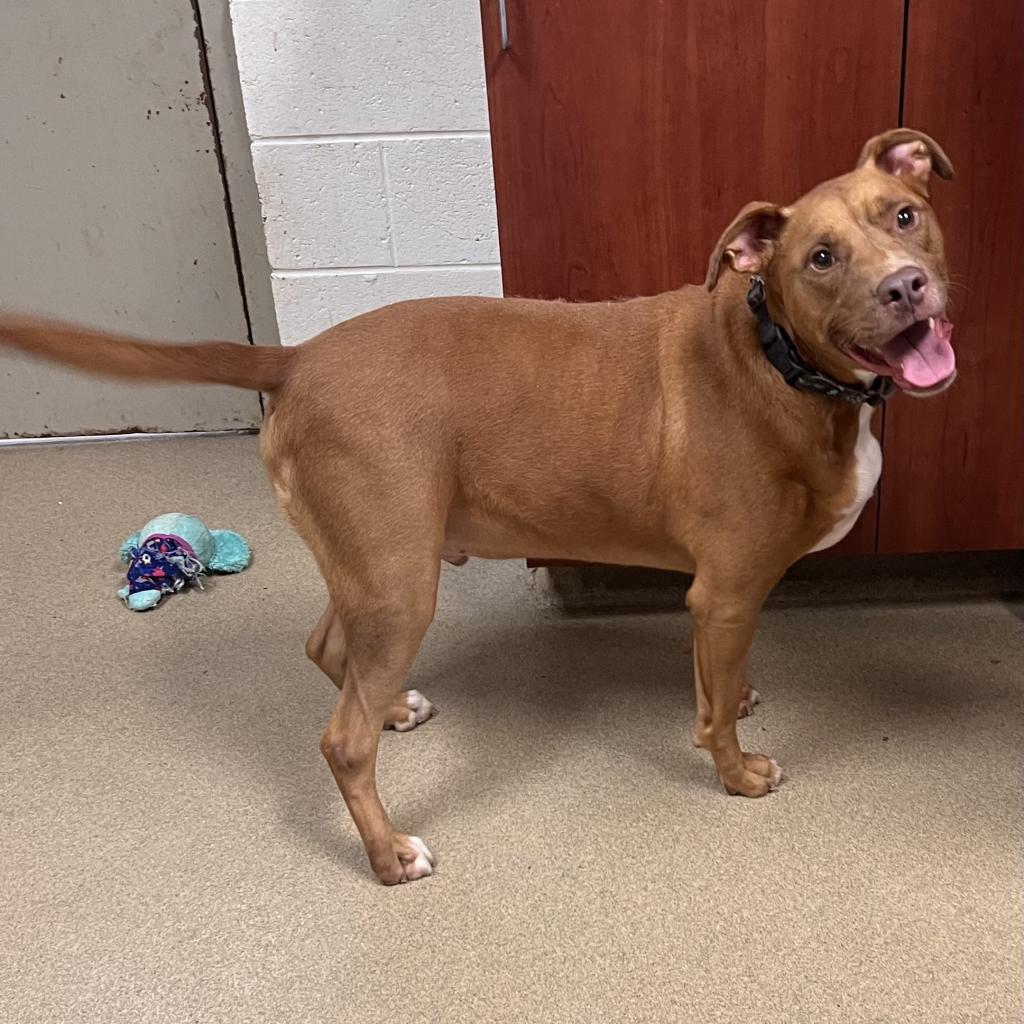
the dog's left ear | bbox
[856,128,954,196]
[705,202,789,291]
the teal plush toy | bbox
[118,512,250,611]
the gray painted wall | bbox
[0,0,275,437]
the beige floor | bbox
[1,435,1021,1024]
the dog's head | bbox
[705,128,956,396]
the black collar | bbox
[746,276,895,407]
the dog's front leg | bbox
[687,576,782,796]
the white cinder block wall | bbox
[230,0,502,346]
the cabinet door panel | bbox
[482,0,904,554]
[482,0,904,302]
[877,0,1024,552]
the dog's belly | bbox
[442,510,536,562]
[808,405,882,554]
[442,509,695,570]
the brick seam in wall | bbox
[251,130,491,146]
[378,145,398,266]
[274,264,502,279]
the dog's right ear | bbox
[705,202,789,291]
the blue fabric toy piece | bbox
[118,512,250,611]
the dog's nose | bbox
[877,266,928,312]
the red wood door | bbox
[876,0,1024,552]
[481,0,906,555]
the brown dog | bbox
[0,128,957,884]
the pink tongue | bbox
[880,321,956,389]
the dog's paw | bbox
[386,689,437,732]
[722,754,783,797]
[745,753,783,788]
[737,686,761,718]
[395,834,435,882]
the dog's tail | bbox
[0,312,295,392]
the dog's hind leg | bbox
[293,471,446,883]
[306,602,436,732]
[318,576,439,884]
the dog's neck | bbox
[690,274,875,479]
[747,276,894,408]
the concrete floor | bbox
[1,435,1022,1024]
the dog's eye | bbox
[810,247,834,270]
[896,206,917,230]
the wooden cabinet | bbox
[878,0,1024,552]
[480,0,1024,556]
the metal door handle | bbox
[499,0,510,50]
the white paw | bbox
[766,758,783,791]
[738,687,762,718]
[401,836,435,881]
[391,689,436,732]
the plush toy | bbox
[118,512,250,611]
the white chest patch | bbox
[809,405,882,553]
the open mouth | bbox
[848,316,956,391]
